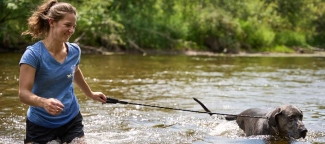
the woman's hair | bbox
[22,0,77,39]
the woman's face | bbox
[50,13,76,42]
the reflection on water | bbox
[0,53,324,143]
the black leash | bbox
[106,97,267,119]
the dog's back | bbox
[234,108,273,136]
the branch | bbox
[144,29,178,42]
[127,39,147,56]
[73,32,85,43]
[76,43,113,55]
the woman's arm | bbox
[19,64,64,116]
[73,65,106,103]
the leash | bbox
[106,97,267,119]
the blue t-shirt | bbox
[19,41,81,128]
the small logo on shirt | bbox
[67,65,76,79]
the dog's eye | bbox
[288,115,294,121]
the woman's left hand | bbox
[89,92,107,103]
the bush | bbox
[241,21,275,49]
[263,45,295,53]
[274,31,308,47]
[186,7,242,53]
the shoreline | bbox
[92,50,325,57]
[2,49,325,57]
[183,51,325,57]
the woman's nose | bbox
[68,27,75,33]
[69,28,74,33]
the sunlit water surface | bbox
[0,53,324,144]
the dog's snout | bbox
[300,129,308,138]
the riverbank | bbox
[2,46,325,57]
[88,49,325,57]
[183,50,325,57]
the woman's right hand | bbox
[43,98,65,116]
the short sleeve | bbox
[19,47,39,69]
[70,43,81,65]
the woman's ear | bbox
[48,18,54,27]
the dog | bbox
[225,105,308,139]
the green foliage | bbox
[0,0,39,49]
[241,21,275,49]
[310,1,325,47]
[263,45,295,53]
[1,0,325,52]
[186,3,243,53]
[275,31,308,47]
[73,0,125,49]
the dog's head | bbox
[268,105,308,139]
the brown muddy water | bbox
[0,53,324,144]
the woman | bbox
[19,0,107,143]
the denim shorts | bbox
[24,112,84,144]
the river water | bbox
[0,53,324,144]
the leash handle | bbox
[106,97,119,104]
[106,97,129,104]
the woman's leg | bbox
[59,112,85,143]
[24,118,57,144]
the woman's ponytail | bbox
[22,0,76,39]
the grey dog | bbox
[225,105,308,139]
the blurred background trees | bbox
[1,0,325,53]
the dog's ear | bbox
[268,107,282,127]
[297,106,303,115]
[297,106,304,119]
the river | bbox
[0,53,324,144]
